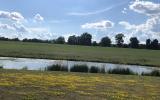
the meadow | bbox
[0,41,160,67]
[0,69,160,100]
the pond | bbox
[0,57,160,75]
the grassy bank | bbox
[0,41,160,67]
[0,69,160,100]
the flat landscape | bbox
[0,41,160,67]
[0,69,160,100]
[0,0,160,100]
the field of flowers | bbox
[0,69,160,100]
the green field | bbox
[0,69,160,100]
[0,41,160,67]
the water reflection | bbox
[0,57,159,75]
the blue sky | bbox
[0,0,160,43]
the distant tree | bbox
[100,36,111,47]
[151,39,159,49]
[146,39,151,49]
[115,33,125,47]
[11,38,20,41]
[32,38,42,42]
[22,38,28,42]
[76,36,81,45]
[129,37,139,48]
[92,41,98,46]
[139,44,146,49]
[68,35,77,45]
[0,37,9,41]
[80,32,92,46]
[51,39,56,43]
[123,44,129,48]
[56,36,65,44]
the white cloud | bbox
[68,6,115,16]
[81,20,114,30]
[119,0,160,43]
[34,14,44,22]
[129,0,160,16]
[0,24,54,40]
[36,32,56,40]
[119,15,160,33]
[12,25,51,38]
[121,8,127,14]
[119,21,135,30]
[0,11,27,33]
[122,11,127,14]
[12,24,29,33]
[29,27,49,33]
[0,23,29,33]
[0,23,15,30]
[119,15,160,42]
[121,0,160,34]
[68,2,127,16]
[0,11,51,39]
[0,11,24,22]
[0,11,56,40]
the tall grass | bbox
[70,65,89,73]
[108,68,135,75]
[142,70,160,77]
[46,64,68,71]
[5,61,158,77]
[0,66,3,69]
[89,66,99,73]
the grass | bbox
[108,68,135,75]
[46,64,68,71]
[0,41,160,67]
[26,64,160,76]
[43,64,160,76]
[70,65,89,73]
[0,69,160,100]
[142,70,160,77]
[0,66,3,69]
[89,66,99,73]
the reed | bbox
[89,66,99,73]
[46,64,68,71]
[70,65,89,73]
[108,68,135,75]
[142,70,160,77]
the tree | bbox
[151,39,159,49]
[0,37,9,41]
[115,33,125,47]
[92,41,98,46]
[146,39,151,49]
[56,36,65,44]
[129,37,139,48]
[68,35,77,45]
[76,36,81,45]
[100,36,111,47]
[80,32,92,46]
[11,38,20,41]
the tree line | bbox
[0,32,159,50]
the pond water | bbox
[0,57,160,75]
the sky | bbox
[0,0,160,43]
